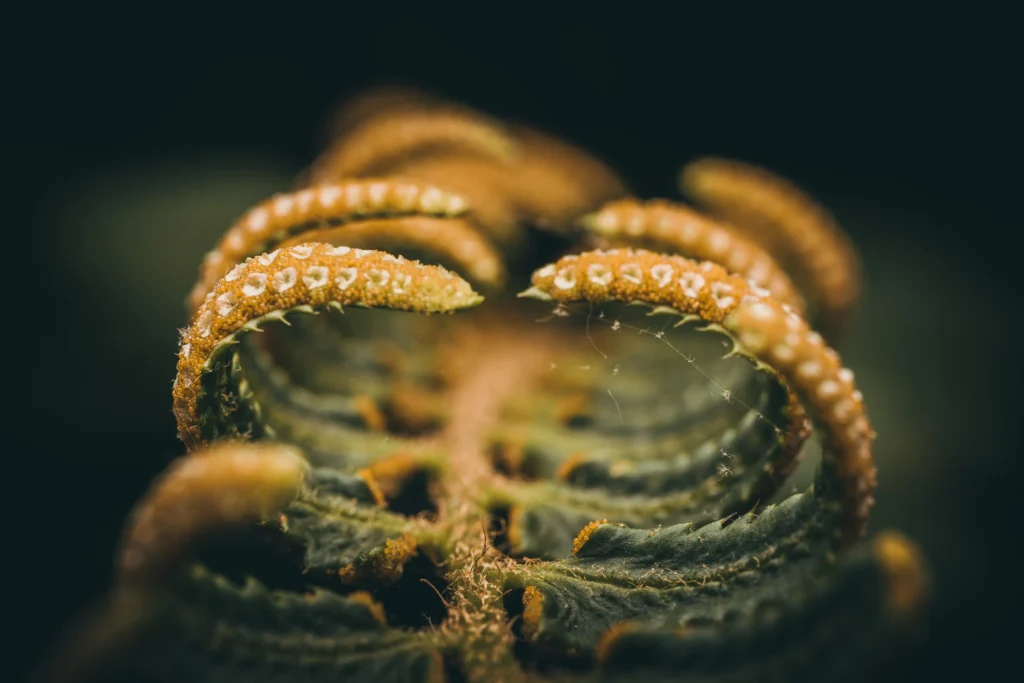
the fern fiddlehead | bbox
[51,89,926,683]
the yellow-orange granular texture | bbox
[681,158,860,339]
[117,442,306,584]
[581,198,806,315]
[275,216,506,289]
[377,532,419,581]
[189,179,470,312]
[527,249,875,546]
[521,585,544,640]
[572,519,610,555]
[174,244,483,448]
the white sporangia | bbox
[650,264,674,288]
[710,281,735,308]
[554,268,576,290]
[587,263,613,286]
[273,267,298,292]
[243,273,268,297]
[224,263,246,282]
[335,268,358,290]
[257,249,280,266]
[215,292,239,317]
[679,272,705,298]
[197,309,213,338]
[620,263,642,284]
[392,273,412,294]
[302,266,329,289]
[366,269,390,287]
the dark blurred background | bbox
[8,4,1020,681]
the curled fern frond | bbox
[50,90,926,683]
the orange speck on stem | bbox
[572,519,609,555]
[521,586,544,640]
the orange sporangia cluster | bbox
[521,585,545,640]
[572,519,610,554]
